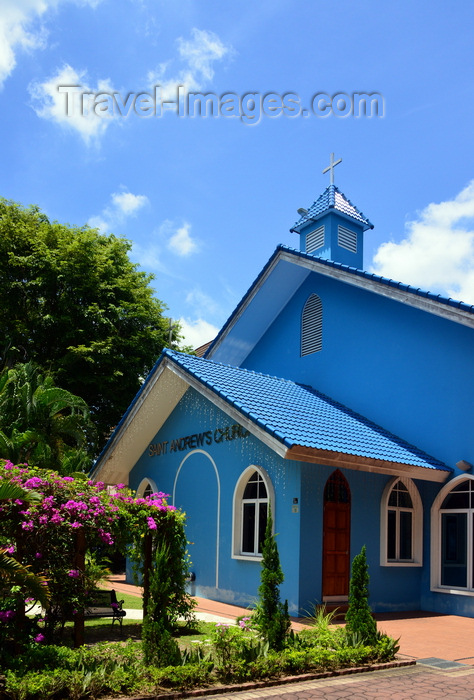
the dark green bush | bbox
[149,662,214,690]
[253,506,290,651]
[345,545,378,645]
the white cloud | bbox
[30,63,117,145]
[130,219,199,277]
[28,25,230,143]
[178,317,219,349]
[168,222,198,256]
[185,287,220,316]
[371,181,474,304]
[0,0,100,89]
[112,191,149,216]
[147,28,231,101]
[89,188,149,232]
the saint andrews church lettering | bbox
[148,423,250,457]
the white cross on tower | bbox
[322,152,342,185]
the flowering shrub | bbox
[0,459,191,649]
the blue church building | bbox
[93,169,474,618]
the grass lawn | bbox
[113,591,143,609]
[57,617,215,646]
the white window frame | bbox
[136,477,159,498]
[380,477,423,567]
[232,466,274,561]
[431,474,474,596]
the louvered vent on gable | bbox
[306,225,325,254]
[301,294,322,356]
[338,225,357,253]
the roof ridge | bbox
[278,245,474,313]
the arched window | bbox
[380,477,422,566]
[301,294,322,356]
[232,467,274,559]
[437,479,474,590]
[136,477,158,498]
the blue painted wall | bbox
[300,213,365,269]
[298,464,422,613]
[129,388,303,613]
[242,270,474,472]
[128,386,435,615]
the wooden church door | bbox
[322,470,351,600]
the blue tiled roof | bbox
[166,349,450,473]
[291,185,374,232]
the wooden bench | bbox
[84,589,127,629]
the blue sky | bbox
[2,1,474,347]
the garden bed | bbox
[0,618,402,700]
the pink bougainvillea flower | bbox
[147,516,157,530]
[24,476,44,489]
[68,569,80,578]
[0,610,15,621]
[50,512,64,524]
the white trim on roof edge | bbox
[207,248,474,364]
[279,249,474,329]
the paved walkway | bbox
[105,575,474,698]
[105,575,474,663]
[211,665,474,699]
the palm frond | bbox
[0,549,50,607]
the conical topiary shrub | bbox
[345,545,377,645]
[253,505,290,651]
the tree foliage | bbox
[0,198,177,443]
[253,506,290,651]
[0,460,191,650]
[345,545,377,645]
[0,362,96,474]
[0,481,50,610]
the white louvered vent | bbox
[338,225,357,253]
[301,294,322,356]
[306,225,325,254]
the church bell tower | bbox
[290,154,373,269]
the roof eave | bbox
[291,207,373,234]
[285,445,451,482]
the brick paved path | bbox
[209,665,474,699]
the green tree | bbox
[345,545,377,645]
[0,362,95,474]
[0,198,181,443]
[253,506,290,650]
